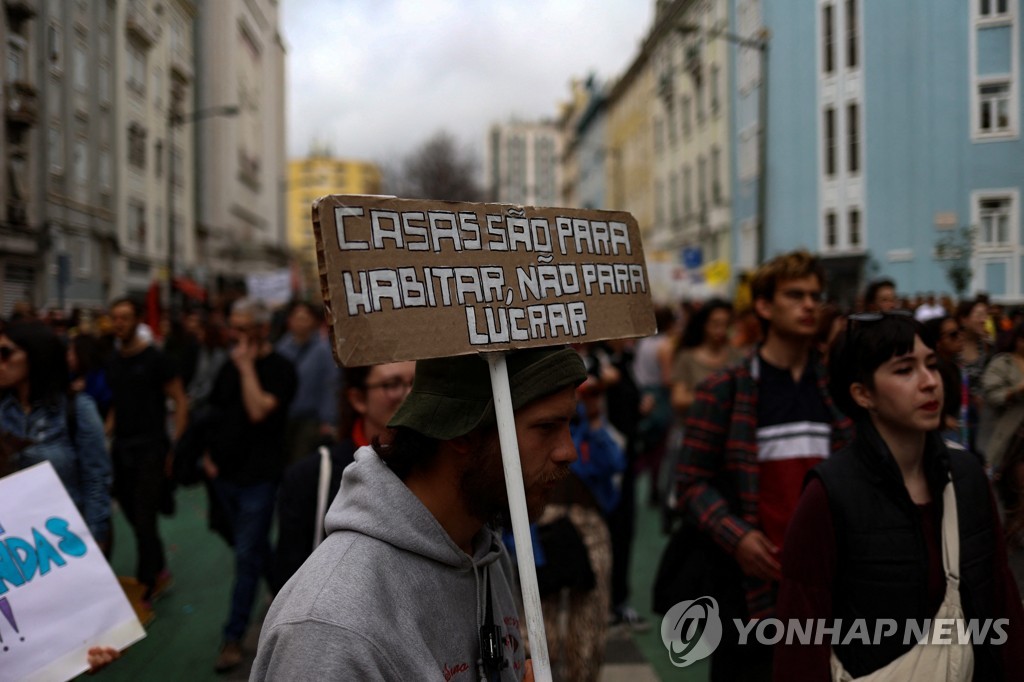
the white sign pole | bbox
[486,352,552,682]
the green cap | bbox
[387,347,587,440]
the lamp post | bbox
[677,22,770,265]
[166,103,240,314]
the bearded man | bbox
[251,347,586,681]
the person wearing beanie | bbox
[252,346,587,681]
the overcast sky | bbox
[281,0,654,170]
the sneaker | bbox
[214,641,243,674]
[150,570,174,602]
[611,605,651,634]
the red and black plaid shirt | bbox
[675,350,854,619]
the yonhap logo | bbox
[661,596,723,667]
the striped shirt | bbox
[676,350,854,619]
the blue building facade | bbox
[731,0,1024,303]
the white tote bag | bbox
[830,478,974,682]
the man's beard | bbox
[458,435,571,527]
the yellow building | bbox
[286,153,382,297]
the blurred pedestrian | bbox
[674,251,854,681]
[205,298,297,673]
[922,315,967,444]
[107,298,188,611]
[276,300,341,463]
[956,297,994,453]
[981,322,1024,472]
[68,331,114,419]
[536,374,625,681]
[272,360,414,592]
[0,321,111,545]
[863,277,898,313]
[669,299,742,416]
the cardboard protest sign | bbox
[313,195,657,366]
[0,462,145,682]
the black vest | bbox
[812,426,1000,679]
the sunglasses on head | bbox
[845,309,914,343]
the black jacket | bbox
[812,424,1001,679]
[271,439,357,593]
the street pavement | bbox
[96,479,1023,681]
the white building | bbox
[485,120,562,207]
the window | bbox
[710,65,720,115]
[49,126,64,173]
[98,62,110,104]
[695,83,706,124]
[697,155,707,209]
[155,207,163,252]
[669,171,679,223]
[979,0,1009,18]
[822,4,835,74]
[6,36,26,83]
[127,123,147,169]
[978,197,1011,246]
[667,103,677,146]
[655,180,665,226]
[155,140,163,177]
[824,107,836,176]
[74,237,91,276]
[849,208,861,246]
[73,42,88,91]
[683,165,692,215]
[846,0,858,69]
[978,82,1011,133]
[127,44,146,95]
[154,69,162,107]
[711,146,721,202]
[681,96,692,137]
[73,139,88,184]
[654,118,664,156]
[847,102,860,173]
[825,211,837,248]
[128,201,147,249]
[48,24,62,67]
[99,150,111,190]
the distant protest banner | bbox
[0,462,145,682]
[313,195,657,366]
[245,269,293,308]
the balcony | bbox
[4,0,37,23]
[169,50,194,82]
[5,81,38,128]
[125,2,160,47]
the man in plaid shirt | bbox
[675,250,854,680]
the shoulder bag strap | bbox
[313,446,332,551]
[941,475,960,584]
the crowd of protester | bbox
[2,258,1024,680]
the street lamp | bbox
[677,22,770,265]
[166,104,240,314]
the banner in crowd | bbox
[313,195,657,366]
[245,269,293,308]
[0,462,145,682]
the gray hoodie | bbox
[251,447,527,681]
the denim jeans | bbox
[212,478,278,642]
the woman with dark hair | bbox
[0,321,112,544]
[774,313,1024,680]
[669,299,742,415]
